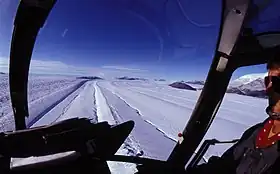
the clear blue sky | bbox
[0,0,268,81]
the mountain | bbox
[229,73,267,87]
[169,82,196,91]
[76,76,104,80]
[185,80,205,85]
[167,73,268,98]
[167,73,268,97]
[116,76,148,81]
[238,78,266,91]
[227,76,267,98]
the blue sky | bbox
[0,0,268,81]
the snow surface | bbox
[0,75,269,173]
[0,74,86,131]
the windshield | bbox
[0,0,276,172]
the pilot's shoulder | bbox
[241,119,267,139]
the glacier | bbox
[0,74,269,173]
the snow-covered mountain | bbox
[116,76,148,81]
[169,81,197,91]
[169,73,268,98]
[227,73,267,98]
[185,80,205,85]
[229,73,267,87]
[76,76,104,80]
[238,78,266,91]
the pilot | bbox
[188,51,280,174]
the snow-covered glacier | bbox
[0,74,269,173]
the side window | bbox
[193,64,268,163]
